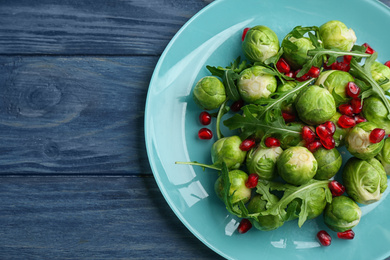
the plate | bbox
[144,0,390,259]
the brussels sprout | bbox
[247,194,284,231]
[329,112,350,147]
[319,20,357,51]
[313,148,342,180]
[277,146,318,185]
[246,146,283,180]
[211,136,247,169]
[376,138,390,175]
[282,37,315,70]
[323,195,361,232]
[342,157,388,204]
[295,85,336,125]
[214,169,251,204]
[315,70,354,105]
[362,96,390,134]
[193,76,226,110]
[237,66,278,103]
[370,61,390,92]
[242,25,280,63]
[345,122,385,160]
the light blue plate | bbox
[145,0,390,259]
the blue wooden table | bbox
[0,1,389,259]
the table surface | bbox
[1,0,389,259]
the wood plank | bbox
[0,176,223,259]
[0,56,154,174]
[0,0,211,55]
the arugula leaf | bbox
[215,100,229,139]
[206,56,249,78]
[222,70,241,101]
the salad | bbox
[176,20,390,246]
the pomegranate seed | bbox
[320,136,335,150]
[294,70,311,82]
[237,219,252,234]
[338,115,356,128]
[369,128,386,143]
[241,27,250,41]
[354,115,367,124]
[331,61,350,72]
[344,55,353,64]
[302,126,316,143]
[199,111,211,125]
[328,180,345,197]
[322,121,336,135]
[385,61,390,69]
[245,173,259,189]
[285,72,294,78]
[363,43,375,54]
[306,140,322,153]
[240,138,256,151]
[346,82,360,98]
[317,230,332,246]
[282,112,296,123]
[338,103,354,116]
[307,66,320,78]
[276,58,291,73]
[230,100,244,112]
[337,230,355,240]
[265,137,280,147]
[198,128,213,140]
[316,125,333,140]
[350,98,362,114]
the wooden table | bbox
[0,1,389,259]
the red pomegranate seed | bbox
[241,27,250,41]
[306,140,322,153]
[345,82,360,98]
[350,98,362,114]
[282,112,296,123]
[322,121,336,135]
[337,230,355,240]
[237,219,252,234]
[307,66,320,78]
[363,43,375,54]
[199,111,211,125]
[338,103,354,116]
[240,138,256,151]
[320,136,335,150]
[276,58,291,73]
[302,126,316,143]
[338,115,356,128]
[331,61,350,72]
[265,137,280,147]
[198,128,213,140]
[385,61,390,69]
[230,100,244,112]
[316,125,333,140]
[295,71,311,82]
[245,173,259,189]
[369,128,386,143]
[328,180,345,197]
[285,72,294,78]
[344,55,353,64]
[317,230,332,246]
[354,115,367,124]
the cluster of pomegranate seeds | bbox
[303,121,336,152]
[237,219,252,234]
[337,230,355,240]
[245,173,259,189]
[369,128,386,143]
[385,60,390,69]
[241,27,250,42]
[199,111,211,125]
[363,43,375,54]
[275,58,320,81]
[239,138,256,151]
[317,230,332,246]
[324,55,353,72]
[230,100,244,112]
[265,137,281,147]
[328,180,345,197]
[198,128,213,140]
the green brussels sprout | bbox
[247,194,284,231]
[342,157,388,204]
[242,25,280,63]
[313,147,342,180]
[246,146,283,180]
[376,138,390,175]
[323,195,362,232]
[345,122,385,160]
[193,76,226,110]
[277,81,298,114]
[295,85,336,125]
[319,20,357,51]
[237,66,278,103]
[362,96,390,134]
[315,70,354,105]
[371,61,390,92]
[282,37,315,70]
[214,169,251,204]
[277,146,318,185]
[329,112,350,147]
[211,136,247,170]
